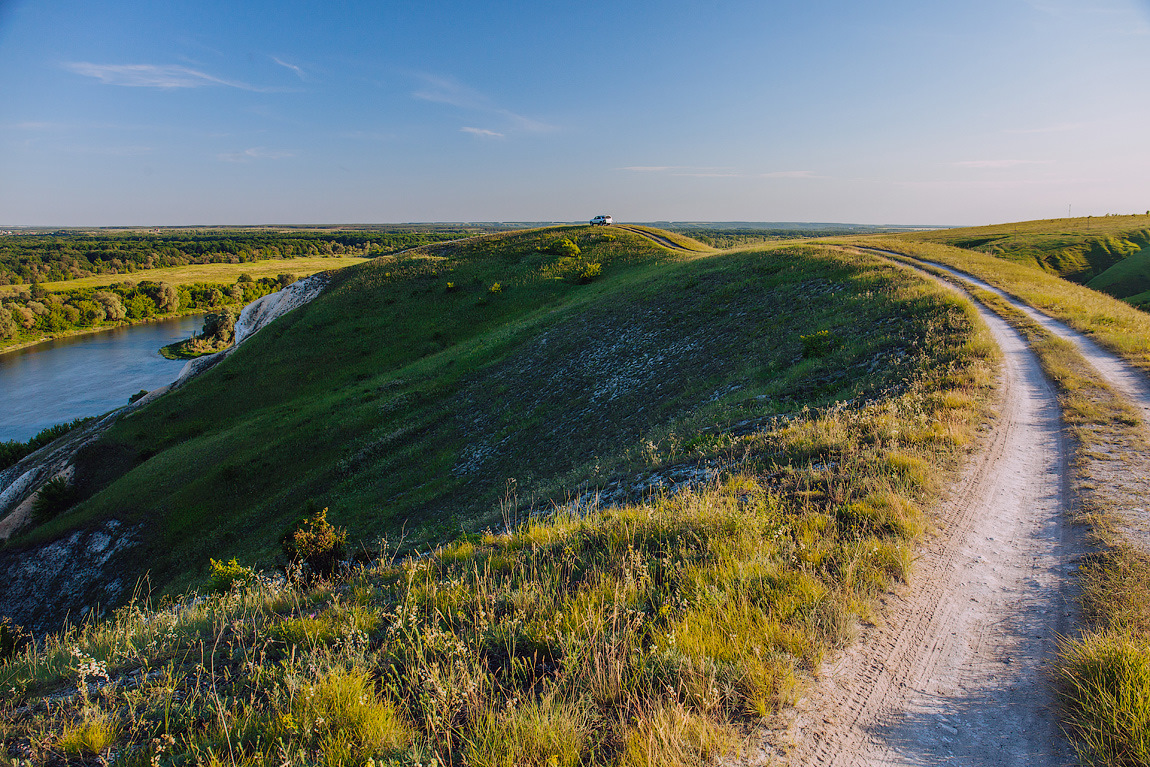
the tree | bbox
[0,307,16,339]
[156,282,179,313]
[201,307,237,345]
[94,291,126,320]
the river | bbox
[0,315,204,443]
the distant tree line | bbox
[0,273,295,345]
[0,228,474,286]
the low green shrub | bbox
[548,237,581,258]
[31,475,77,525]
[0,616,30,662]
[577,261,602,284]
[208,557,256,593]
[282,507,347,578]
[800,330,834,358]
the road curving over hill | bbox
[611,224,710,253]
[862,248,1150,429]
[758,253,1081,766]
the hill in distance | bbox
[908,213,1150,307]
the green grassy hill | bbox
[14,227,974,600]
[905,214,1150,303]
[1,227,998,766]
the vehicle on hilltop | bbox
[590,214,613,226]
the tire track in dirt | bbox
[744,257,1081,766]
[862,248,1150,551]
[611,225,709,253]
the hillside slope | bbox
[1,232,997,766]
[3,228,981,629]
[905,214,1150,304]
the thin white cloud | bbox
[272,57,306,80]
[412,73,487,110]
[64,62,266,91]
[3,121,62,131]
[461,127,504,138]
[217,147,294,162]
[411,72,556,134]
[674,171,740,178]
[953,159,1053,169]
[621,166,674,172]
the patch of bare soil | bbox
[734,262,1082,766]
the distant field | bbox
[0,256,370,296]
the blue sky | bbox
[1,0,1148,226]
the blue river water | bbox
[0,315,204,443]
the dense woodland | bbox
[0,227,478,285]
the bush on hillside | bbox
[208,557,256,593]
[282,507,347,579]
[548,237,581,258]
[31,475,77,525]
[801,330,834,358]
[0,616,30,661]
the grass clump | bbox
[1058,630,1150,765]
[55,713,119,757]
[31,475,78,524]
[208,557,256,593]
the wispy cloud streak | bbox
[461,127,504,138]
[953,159,1052,168]
[272,57,306,80]
[64,62,267,91]
[412,73,555,134]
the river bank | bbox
[0,313,203,443]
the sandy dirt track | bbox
[896,255,1150,424]
[740,258,1082,766]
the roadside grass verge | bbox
[0,246,998,764]
[850,237,1150,377]
[897,259,1150,767]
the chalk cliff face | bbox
[0,274,329,635]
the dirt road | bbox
[746,257,1083,766]
[611,225,709,253]
[879,253,1150,427]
